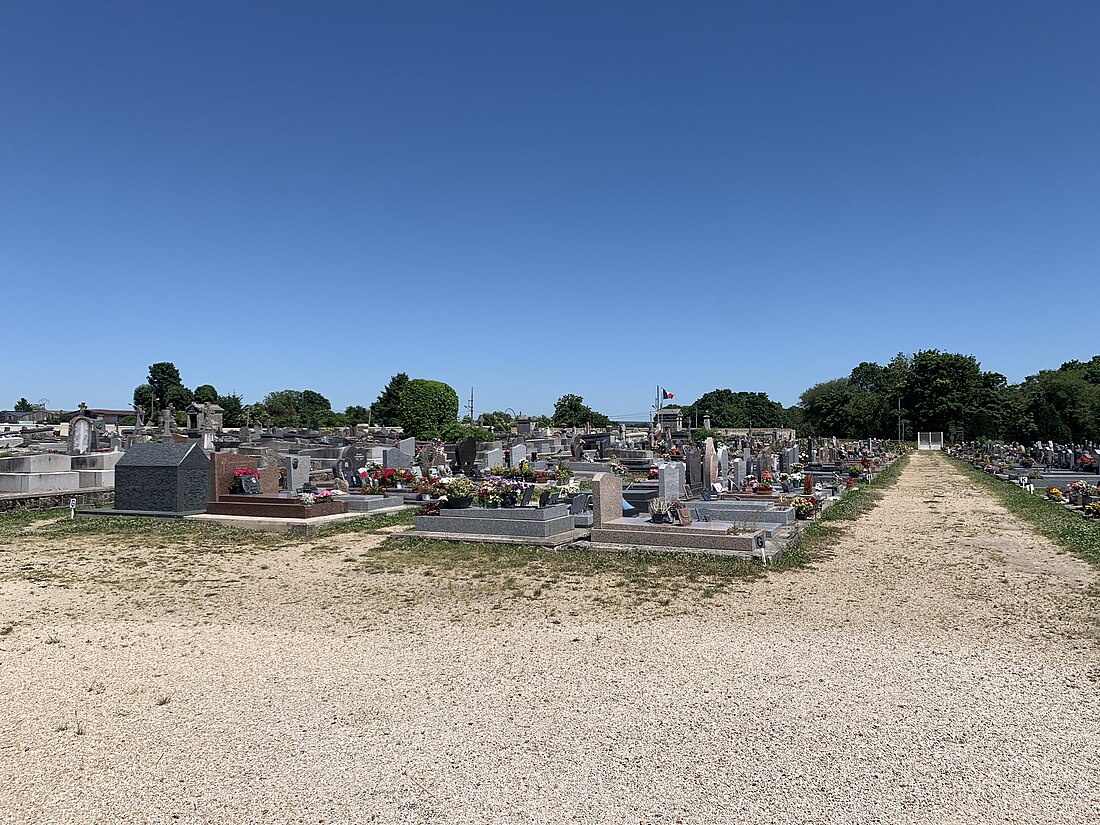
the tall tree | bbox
[193,384,219,403]
[13,398,32,412]
[551,394,610,428]
[398,379,459,438]
[216,393,244,427]
[147,362,184,409]
[370,373,409,426]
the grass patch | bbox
[778,452,912,567]
[369,535,766,602]
[948,455,1100,567]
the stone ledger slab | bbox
[414,504,573,539]
[0,472,81,493]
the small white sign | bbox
[69,498,77,519]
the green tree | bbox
[479,411,515,433]
[133,384,156,416]
[299,390,333,428]
[344,405,370,425]
[217,393,244,428]
[798,378,853,436]
[551,394,611,428]
[370,373,409,426]
[13,398,33,412]
[147,362,184,409]
[680,389,788,430]
[440,422,494,442]
[193,384,219,403]
[398,379,459,438]
[263,390,303,426]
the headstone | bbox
[484,447,505,469]
[383,447,414,469]
[510,444,528,467]
[803,473,814,494]
[658,462,685,500]
[201,430,214,451]
[570,434,584,461]
[398,437,416,456]
[702,438,718,486]
[718,446,729,480]
[68,415,95,455]
[685,445,703,492]
[732,458,746,488]
[286,455,311,492]
[455,437,477,471]
[238,426,252,444]
[239,473,261,495]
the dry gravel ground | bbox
[1,452,1099,824]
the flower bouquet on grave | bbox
[648,497,671,523]
[554,463,574,481]
[1084,502,1100,519]
[791,496,818,519]
[440,476,476,508]
[1076,455,1097,472]
[847,464,863,479]
[755,471,774,493]
[230,468,260,493]
[1046,487,1064,502]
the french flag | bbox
[660,387,675,400]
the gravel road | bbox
[1,451,1097,824]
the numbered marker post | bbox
[69,498,77,519]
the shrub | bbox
[398,379,459,438]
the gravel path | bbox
[1,452,1098,824]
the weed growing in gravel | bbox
[155,695,171,706]
[950,457,1100,567]
[777,453,911,567]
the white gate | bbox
[917,432,943,451]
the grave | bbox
[658,462,686,500]
[0,453,81,493]
[408,501,581,547]
[588,473,771,559]
[111,443,210,514]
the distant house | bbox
[655,407,683,431]
[0,410,47,424]
[86,409,134,425]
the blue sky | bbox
[2,1,1098,418]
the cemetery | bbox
[0,385,912,550]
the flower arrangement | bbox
[648,467,659,480]
[791,496,818,519]
[648,497,671,522]
[554,463,574,481]
[847,464,863,479]
[440,476,476,500]
[1066,480,1089,495]
[477,476,531,508]
[229,467,260,493]
[755,470,773,492]
[1076,455,1097,471]
[299,492,315,506]
[1084,502,1100,519]
[1046,487,1064,502]
[372,468,415,488]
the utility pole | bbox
[466,388,475,423]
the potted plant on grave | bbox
[847,464,862,479]
[440,476,476,509]
[413,477,441,500]
[1076,455,1097,472]
[554,463,574,482]
[229,468,260,493]
[1084,502,1100,519]
[791,496,818,520]
[648,497,671,523]
[1046,487,1064,503]
[755,471,774,494]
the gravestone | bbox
[398,437,416,456]
[454,437,477,473]
[510,444,528,467]
[570,434,584,461]
[239,473,261,495]
[731,458,746,488]
[743,446,752,467]
[658,462,685,500]
[484,447,505,469]
[286,455,311,492]
[68,415,96,456]
[418,444,438,475]
[804,473,814,494]
[702,438,718,486]
[685,446,703,493]
[383,447,414,469]
[718,446,729,481]
[238,426,252,444]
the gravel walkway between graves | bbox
[1,451,1099,824]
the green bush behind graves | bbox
[398,379,459,438]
